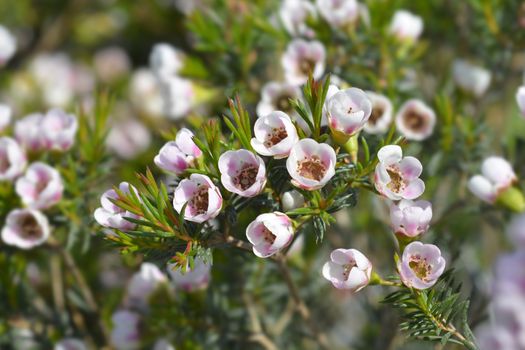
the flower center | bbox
[18,215,42,239]
[233,164,258,191]
[299,58,316,75]
[386,166,405,193]
[403,110,427,132]
[341,261,356,281]
[190,185,209,215]
[264,127,288,148]
[275,94,294,113]
[408,255,432,281]
[262,226,276,245]
[297,156,326,181]
[368,105,384,125]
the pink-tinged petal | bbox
[399,156,423,179]
[468,175,496,203]
[351,249,371,270]
[330,249,353,265]
[344,268,369,291]
[377,145,402,165]
[402,178,425,200]
[481,156,516,187]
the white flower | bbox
[246,212,294,258]
[398,241,446,290]
[150,43,185,79]
[316,0,359,28]
[279,0,316,37]
[390,199,432,238]
[15,162,64,210]
[159,76,196,119]
[322,248,372,292]
[326,87,372,137]
[0,25,16,65]
[1,209,50,249]
[395,99,436,141]
[389,10,423,42]
[173,174,223,223]
[107,119,152,160]
[218,149,267,197]
[374,145,425,200]
[0,104,12,132]
[129,69,164,117]
[40,108,78,151]
[251,111,299,159]
[468,156,517,204]
[14,113,45,151]
[94,182,139,231]
[0,137,26,181]
[452,60,492,97]
[282,39,326,86]
[127,263,167,305]
[363,91,393,134]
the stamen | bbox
[18,215,42,239]
[264,127,288,148]
[297,156,326,181]
[262,226,276,244]
[233,164,258,190]
[190,185,209,215]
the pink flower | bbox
[322,248,372,292]
[246,212,294,258]
[316,0,359,28]
[517,86,525,118]
[15,162,64,210]
[467,156,517,204]
[0,137,26,181]
[390,199,432,238]
[397,241,446,290]
[154,128,202,175]
[286,138,336,190]
[281,39,326,86]
[14,113,45,151]
[251,111,299,159]
[0,25,16,66]
[167,257,211,292]
[218,149,267,197]
[126,263,167,306]
[110,310,141,350]
[364,91,393,135]
[173,174,223,223]
[374,145,425,200]
[94,182,139,231]
[256,81,302,118]
[326,87,372,137]
[279,0,316,37]
[39,108,78,151]
[389,10,423,42]
[0,104,11,132]
[395,99,436,141]
[1,209,50,249]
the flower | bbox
[316,0,359,28]
[0,104,11,132]
[326,87,372,138]
[1,209,50,249]
[0,137,26,181]
[167,257,211,292]
[389,10,423,42]
[467,156,517,204]
[14,113,45,151]
[452,60,492,97]
[15,162,64,210]
[279,0,316,37]
[257,81,302,118]
[154,128,202,175]
[107,119,152,160]
[390,199,432,238]
[129,69,164,117]
[251,111,299,159]
[363,91,393,134]
[286,138,336,190]
[374,145,425,200]
[397,241,446,290]
[110,310,141,350]
[54,338,87,350]
[0,25,16,65]
[150,43,185,79]
[218,149,267,197]
[281,39,326,86]
[322,248,372,291]
[127,263,167,305]
[516,86,525,118]
[395,99,436,141]
[159,76,196,119]
[246,212,294,258]
[94,46,131,83]
[508,214,525,249]
[94,182,139,231]
[281,189,305,211]
[173,174,223,223]
[40,108,78,151]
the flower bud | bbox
[218,149,267,197]
[15,162,64,210]
[281,190,305,211]
[0,137,26,181]
[251,111,299,159]
[282,39,326,86]
[397,241,446,290]
[286,138,336,190]
[322,248,372,292]
[389,10,423,42]
[374,145,425,200]
[1,209,50,249]
[173,174,223,223]
[246,212,294,258]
